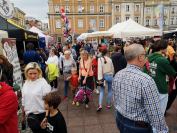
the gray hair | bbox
[124,44,145,61]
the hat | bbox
[64,50,71,55]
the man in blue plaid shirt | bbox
[112,44,168,133]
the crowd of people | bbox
[0,37,176,133]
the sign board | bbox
[0,0,14,19]
[1,38,23,88]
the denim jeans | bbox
[159,93,168,115]
[98,74,113,106]
[64,80,69,96]
[116,111,153,133]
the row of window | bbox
[146,7,176,14]
[55,19,104,29]
[55,17,177,30]
[54,5,104,13]
[145,17,177,26]
[54,5,177,14]
[54,4,141,13]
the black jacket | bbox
[111,52,127,75]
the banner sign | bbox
[2,38,23,88]
[0,0,14,19]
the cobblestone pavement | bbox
[18,77,177,133]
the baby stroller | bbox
[74,85,92,106]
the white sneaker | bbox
[95,89,99,94]
[76,102,80,106]
[85,104,89,109]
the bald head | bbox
[124,44,145,61]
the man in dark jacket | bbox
[111,45,127,75]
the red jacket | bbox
[0,82,18,133]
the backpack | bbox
[74,86,92,103]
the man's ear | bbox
[138,55,144,62]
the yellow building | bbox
[48,0,177,42]
[9,7,26,29]
[48,0,112,42]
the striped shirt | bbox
[112,64,168,133]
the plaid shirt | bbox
[112,64,168,133]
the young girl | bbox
[41,91,67,133]
[67,67,79,105]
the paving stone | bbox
[68,117,84,127]
[84,116,99,126]
[98,114,116,124]
[68,109,84,118]
[68,126,84,133]
[85,125,103,133]
[102,123,119,133]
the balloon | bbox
[60,7,65,13]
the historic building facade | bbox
[9,7,26,28]
[48,0,177,42]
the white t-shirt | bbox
[22,78,51,115]
[46,55,59,65]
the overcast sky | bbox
[10,0,49,23]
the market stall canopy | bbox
[7,29,38,41]
[77,33,90,41]
[87,31,113,38]
[29,26,46,38]
[108,19,162,38]
[0,30,8,38]
[163,29,177,39]
[163,29,177,34]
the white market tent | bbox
[0,30,8,38]
[29,26,54,48]
[108,19,162,38]
[29,26,46,38]
[77,31,113,41]
[77,33,89,41]
[87,31,113,38]
[163,28,177,34]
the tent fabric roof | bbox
[7,29,38,41]
[77,31,113,41]
[29,26,46,38]
[108,19,162,38]
[87,31,113,38]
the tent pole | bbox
[23,41,26,52]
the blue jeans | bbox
[116,111,153,133]
[98,74,113,106]
[64,80,69,96]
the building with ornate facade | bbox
[48,0,177,42]
[9,7,26,28]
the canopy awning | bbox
[7,29,38,41]
[29,26,46,38]
[87,31,113,38]
[108,19,162,38]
